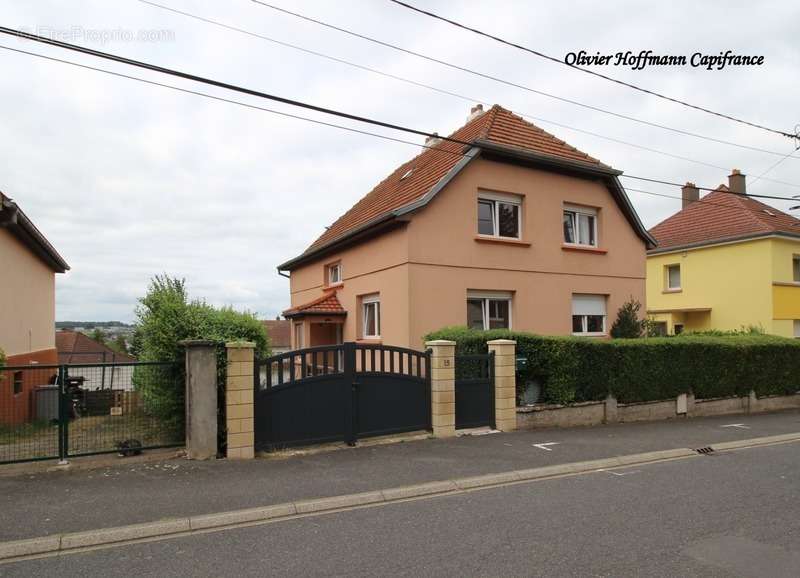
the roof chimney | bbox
[728,169,746,195]
[467,104,484,122]
[424,132,442,147]
[681,182,699,209]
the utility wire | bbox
[0,44,466,158]
[0,25,472,149]
[2,26,797,206]
[135,0,800,190]
[626,187,799,215]
[248,0,798,159]
[620,174,796,202]
[388,0,797,141]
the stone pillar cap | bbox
[487,339,517,345]
[179,339,219,347]
[225,341,256,348]
[425,340,456,346]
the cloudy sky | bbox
[2,0,798,322]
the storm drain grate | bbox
[695,446,715,455]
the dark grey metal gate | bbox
[455,352,495,429]
[254,343,431,450]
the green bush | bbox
[133,275,270,429]
[425,326,800,405]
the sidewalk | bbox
[1,410,799,542]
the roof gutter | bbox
[0,193,70,273]
[277,147,482,272]
[647,231,800,256]
[278,138,658,271]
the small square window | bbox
[13,371,23,395]
[477,196,520,239]
[327,263,342,285]
[467,294,512,330]
[563,207,598,247]
[571,294,607,335]
[666,264,681,290]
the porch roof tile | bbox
[283,290,346,318]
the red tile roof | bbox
[648,186,800,251]
[55,330,136,364]
[301,105,604,255]
[261,319,291,348]
[283,290,346,317]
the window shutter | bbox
[572,294,606,316]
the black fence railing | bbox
[0,361,184,465]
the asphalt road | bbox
[3,441,799,577]
[2,409,799,542]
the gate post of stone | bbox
[182,340,218,460]
[487,339,517,432]
[425,340,456,438]
[225,341,256,460]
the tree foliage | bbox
[609,298,646,339]
[133,275,269,425]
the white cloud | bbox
[1,0,797,322]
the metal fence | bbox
[0,361,184,464]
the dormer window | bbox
[477,192,521,239]
[327,262,342,285]
[563,205,598,247]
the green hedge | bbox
[425,327,800,405]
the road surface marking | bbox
[532,442,560,451]
[721,424,750,429]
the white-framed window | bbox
[793,256,800,283]
[563,205,598,247]
[571,294,607,335]
[477,192,521,239]
[467,291,512,330]
[362,294,381,339]
[294,323,304,349]
[666,264,681,290]
[327,262,342,285]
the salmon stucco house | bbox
[0,192,69,365]
[646,170,800,337]
[278,105,655,349]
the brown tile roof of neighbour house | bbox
[261,319,291,348]
[56,330,136,364]
[279,104,654,270]
[0,192,69,273]
[283,290,346,318]
[648,185,800,252]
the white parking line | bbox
[532,442,560,451]
[721,424,751,429]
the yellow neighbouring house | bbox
[646,170,800,338]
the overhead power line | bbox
[249,0,798,159]
[135,0,800,190]
[1,26,797,206]
[388,0,798,141]
[0,44,465,158]
[0,25,472,149]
